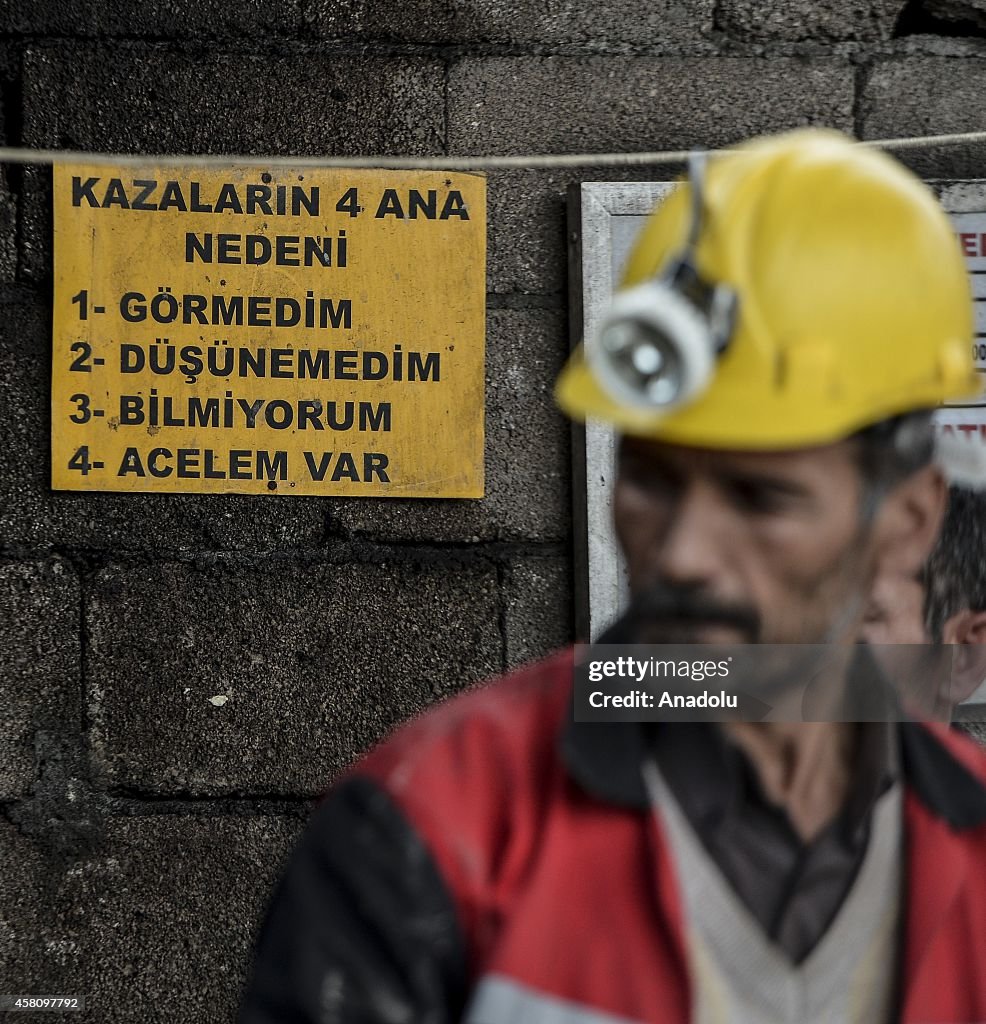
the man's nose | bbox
[650,480,732,589]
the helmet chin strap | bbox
[684,150,707,253]
[586,149,739,413]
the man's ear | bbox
[943,608,986,646]
[942,609,986,705]
[871,464,947,579]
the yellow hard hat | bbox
[555,129,978,449]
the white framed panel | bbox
[570,177,986,716]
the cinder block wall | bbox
[2,1,985,1017]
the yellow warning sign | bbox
[52,165,486,496]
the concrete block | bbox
[924,0,986,29]
[4,0,713,43]
[0,822,72,995]
[74,816,301,1023]
[860,58,986,178]
[450,0,715,43]
[0,295,326,550]
[328,308,571,542]
[306,0,436,39]
[717,0,904,41]
[486,164,676,294]
[487,168,570,295]
[0,189,16,283]
[21,46,445,280]
[0,43,17,283]
[22,44,444,158]
[307,0,713,44]
[0,0,305,37]
[449,57,855,157]
[957,720,986,746]
[504,556,573,668]
[87,560,502,794]
[0,560,80,800]
[0,815,301,1023]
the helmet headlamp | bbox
[587,153,739,412]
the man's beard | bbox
[612,579,848,708]
[618,579,762,645]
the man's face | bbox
[862,572,929,646]
[863,568,986,712]
[862,572,948,714]
[613,437,877,645]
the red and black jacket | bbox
[240,649,986,1024]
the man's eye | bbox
[726,482,788,514]
[622,459,678,497]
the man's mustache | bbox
[621,580,762,642]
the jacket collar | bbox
[561,715,986,828]
[899,720,986,830]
